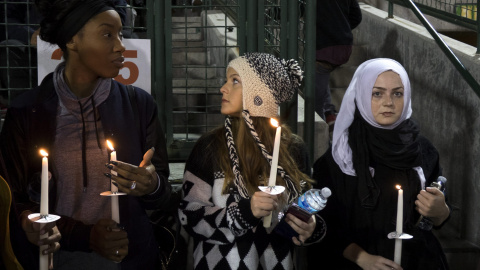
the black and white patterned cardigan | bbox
[178,131,326,270]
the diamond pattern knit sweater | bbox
[178,131,326,270]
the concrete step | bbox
[434,225,480,269]
[171,43,207,53]
[330,65,357,89]
[330,87,347,113]
[172,16,202,24]
[172,87,220,95]
[168,162,186,182]
[172,51,208,65]
[327,43,366,112]
[172,96,221,112]
[296,95,330,162]
[172,112,224,134]
[171,16,203,41]
[172,32,203,42]
[172,78,221,88]
[345,43,369,66]
[172,65,218,79]
[171,24,202,35]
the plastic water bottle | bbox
[297,187,332,214]
[417,176,447,231]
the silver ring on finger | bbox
[130,181,136,190]
[116,250,119,256]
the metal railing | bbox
[387,0,480,98]
[388,0,479,53]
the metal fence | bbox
[164,0,317,160]
[0,0,317,161]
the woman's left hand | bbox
[285,213,316,246]
[106,148,158,196]
[415,187,450,226]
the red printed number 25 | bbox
[51,49,139,85]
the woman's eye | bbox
[119,32,124,40]
[372,91,381,97]
[233,78,239,84]
[394,91,404,97]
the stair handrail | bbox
[389,0,480,99]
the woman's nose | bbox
[383,95,393,106]
[115,37,126,53]
[220,84,228,94]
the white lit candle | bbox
[39,150,49,216]
[106,140,120,224]
[267,118,281,187]
[394,185,403,265]
[263,118,281,228]
[39,149,49,270]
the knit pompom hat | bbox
[225,53,303,203]
[227,52,303,118]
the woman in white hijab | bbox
[308,58,450,270]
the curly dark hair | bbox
[35,0,78,50]
[35,0,115,58]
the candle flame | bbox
[270,118,279,128]
[39,149,48,157]
[396,185,402,190]
[106,140,115,151]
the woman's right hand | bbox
[250,191,278,218]
[89,219,129,262]
[357,253,403,270]
[20,210,61,253]
[344,243,403,270]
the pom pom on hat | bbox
[227,52,303,118]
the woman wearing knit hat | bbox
[178,52,326,269]
[309,58,449,269]
[0,0,171,269]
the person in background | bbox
[310,58,449,269]
[178,52,327,270]
[315,0,362,134]
[0,0,171,269]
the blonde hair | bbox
[211,117,312,197]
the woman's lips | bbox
[113,57,125,68]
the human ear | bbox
[66,38,77,51]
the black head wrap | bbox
[55,0,116,50]
[349,109,422,208]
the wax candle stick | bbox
[39,149,49,270]
[40,150,49,216]
[394,185,403,265]
[106,140,120,224]
[267,118,281,187]
[263,118,281,228]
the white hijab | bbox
[331,58,416,177]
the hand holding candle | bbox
[33,149,61,270]
[39,150,49,270]
[263,118,281,228]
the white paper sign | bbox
[37,38,151,94]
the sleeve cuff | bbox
[147,173,161,195]
[238,198,261,227]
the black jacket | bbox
[316,0,362,50]
[0,73,171,270]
